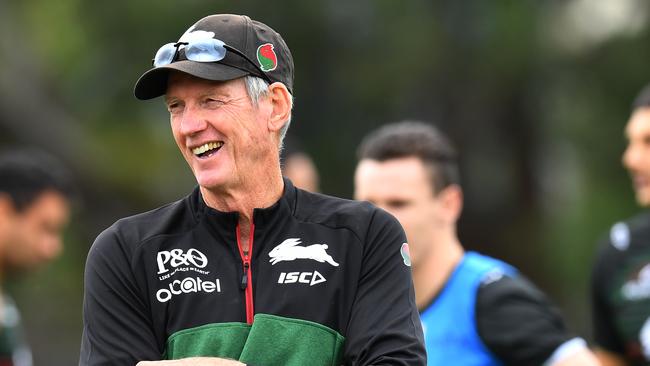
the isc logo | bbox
[278,271,326,286]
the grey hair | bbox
[244,76,293,151]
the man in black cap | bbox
[79,14,425,366]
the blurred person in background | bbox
[281,135,320,193]
[80,14,425,366]
[0,149,74,366]
[354,121,599,366]
[591,83,650,366]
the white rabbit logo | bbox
[269,238,339,266]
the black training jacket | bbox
[79,179,426,366]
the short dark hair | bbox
[357,121,460,193]
[0,149,75,211]
[632,83,650,111]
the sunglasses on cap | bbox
[153,38,273,84]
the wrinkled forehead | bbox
[164,71,245,98]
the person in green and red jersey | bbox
[80,14,425,366]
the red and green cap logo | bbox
[400,243,411,267]
[257,43,277,72]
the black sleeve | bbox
[79,226,162,365]
[475,274,573,366]
[343,209,426,366]
[590,236,626,354]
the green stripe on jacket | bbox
[165,314,345,366]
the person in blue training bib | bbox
[354,121,598,366]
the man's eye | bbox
[643,135,650,146]
[387,200,409,209]
[167,102,182,113]
[204,99,225,108]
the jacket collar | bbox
[190,177,298,233]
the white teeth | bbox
[192,141,223,156]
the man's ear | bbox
[0,193,18,233]
[266,82,292,133]
[438,184,463,224]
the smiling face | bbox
[623,107,650,206]
[166,73,276,191]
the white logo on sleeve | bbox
[610,222,630,251]
[269,238,339,266]
[622,263,650,300]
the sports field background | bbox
[0,1,648,364]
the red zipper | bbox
[236,223,255,324]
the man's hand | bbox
[136,358,246,366]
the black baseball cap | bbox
[134,14,294,100]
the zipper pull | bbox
[240,261,249,290]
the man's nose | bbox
[624,144,635,170]
[179,107,208,136]
[623,143,642,171]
